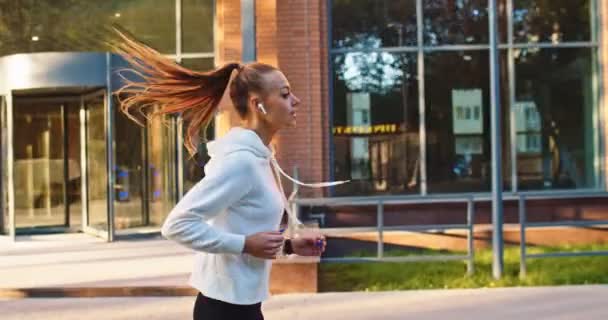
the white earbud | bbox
[257,103,267,115]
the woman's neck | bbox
[241,122,277,146]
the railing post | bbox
[377,201,384,259]
[519,194,527,279]
[467,197,475,275]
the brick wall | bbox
[214,0,243,137]
[274,0,328,197]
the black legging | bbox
[193,292,264,320]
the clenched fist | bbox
[243,231,284,259]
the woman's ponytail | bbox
[113,28,239,156]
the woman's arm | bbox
[161,153,253,254]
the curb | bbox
[0,287,198,298]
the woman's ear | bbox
[257,103,267,114]
[250,96,267,115]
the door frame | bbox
[6,88,112,240]
[80,88,114,241]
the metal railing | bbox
[291,195,476,275]
[517,192,608,279]
[288,173,608,278]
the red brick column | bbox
[274,0,329,197]
[214,0,243,137]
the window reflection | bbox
[332,0,417,48]
[332,52,419,195]
[182,0,214,53]
[423,0,490,45]
[513,0,591,43]
[424,51,493,192]
[515,48,596,189]
[114,105,145,229]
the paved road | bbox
[2,286,607,320]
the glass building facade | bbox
[0,0,215,239]
[330,0,601,196]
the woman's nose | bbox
[292,94,301,106]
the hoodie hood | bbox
[205,126,349,234]
[207,127,272,160]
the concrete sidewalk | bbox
[1,234,607,319]
[2,286,608,319]
[0,233,193,294]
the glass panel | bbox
[148,113,176,226]
[1,96,7,234]
[514,48,596,189]
[12,98,66,228]
[183,122,214,194]
[114,104,145,229]
[182,0,214,53]
[513,0,591,43]
[180,58,215,72]
[423,0,493,45]
[66,102,82,229]
[0,0,176,56]
[331,52,419,195]
[499,51,513,191]
[331,0,417,49]
[86,94,108,230]
[425,51,492,193]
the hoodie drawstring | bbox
[269,156,349,236]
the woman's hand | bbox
[243,232,284,259]
[291,233,326,257]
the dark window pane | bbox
[182,122,214,194]
[425,51,493,192]
[424,0,499,45]
[332,0,417,49]
[331,52,420,195]
[514,48,597,189]
[114,104,145,229]
[181,58,215,72]
[148,112,176,227]
[513,0,591,43]
[86,95,108,231]
[183,0,214,53]
[0,0,176,56]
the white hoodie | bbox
[161,126,284,305]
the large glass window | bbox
[514,48,596,189]
[425,51,491,192]
[330,0,599,195]
[332,52,419,195]
[183,0,215,53]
